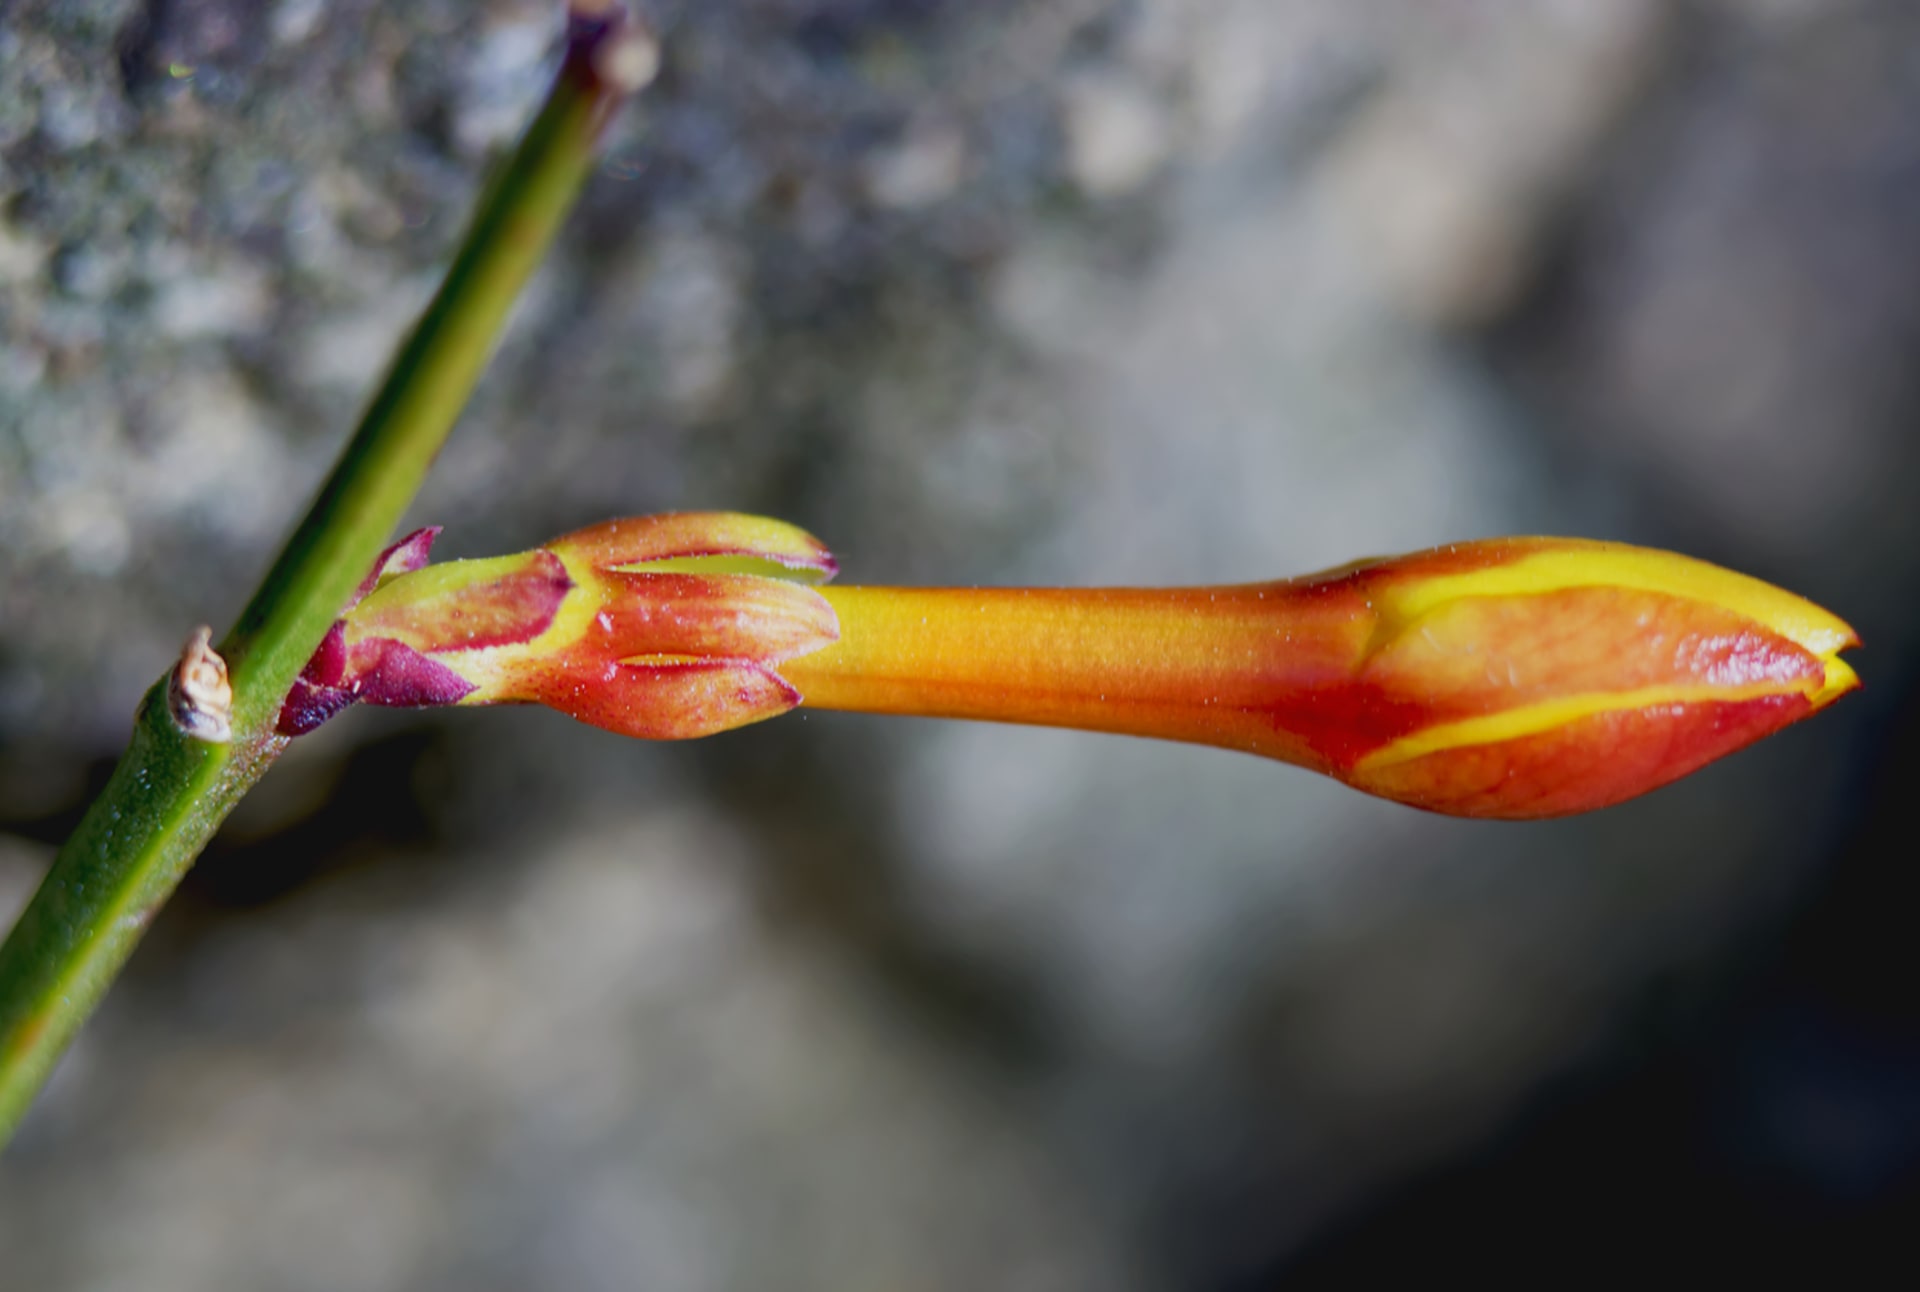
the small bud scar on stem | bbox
[167,625,233,744]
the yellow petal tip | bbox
[1808,649,1861,711]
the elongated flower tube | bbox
[286,520,1857,820]
[781,537,1858,819]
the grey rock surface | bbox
[4,1,1919,1287]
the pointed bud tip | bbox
[1336,540,1864,816]
[1810,651,1861,710]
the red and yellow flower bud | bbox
[779,537,1858,819]
[285,518,1857,821]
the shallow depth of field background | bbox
[3,1,1918,1287]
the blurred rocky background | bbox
[3,0,1919,1286]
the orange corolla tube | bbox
[286,519,1858,820]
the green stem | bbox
[0,8,650,1144]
